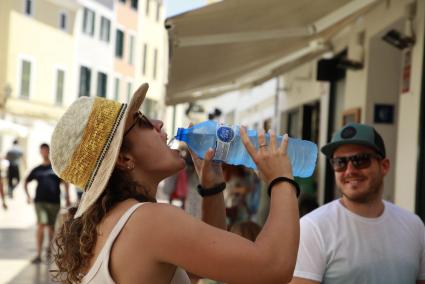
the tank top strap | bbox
[103,203,146,251]
[82,203,146,283]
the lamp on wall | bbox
[382,2,416,50]
[185,102,205,116]
[382,29,414,50]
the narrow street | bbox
[0,187,52,284]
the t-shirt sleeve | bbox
[293,217,326,282]
[26,168,36,182]
[418,219,425,280]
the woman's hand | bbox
[189,147,225,188]
[186,122,225,188]
[240,127,293,184]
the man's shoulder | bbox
[301,200,340,222]
[31,164,44,171]
[384,201,424,226]
[28,164,46,174]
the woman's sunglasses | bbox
[124,111,154,137]
[329,153,381,172]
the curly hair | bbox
[51,169,155,283]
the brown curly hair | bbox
[51,168,155,283]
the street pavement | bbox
[0,187,53,284]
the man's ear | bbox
[381,158,390,176]
[116,150,134,171]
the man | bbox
[24,143,70,264]
[291,123,425,284]
[6,139,23,198]
[0,167,6,209]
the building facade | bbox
[0,0,169,174]
[199,0,425,218]
[0,0,79,169]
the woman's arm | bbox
[130,130,299,283]
[190,148,226,230]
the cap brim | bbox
[74,83,148,218]
[321,140,384,157]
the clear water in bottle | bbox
[175,120,318,178]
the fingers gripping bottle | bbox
[175,120,318,178]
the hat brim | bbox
[74,83,148,218]
[321,139,384,158]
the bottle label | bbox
[214,125,235,161]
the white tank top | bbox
[81,203,191,284]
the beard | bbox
[338,171,384,204]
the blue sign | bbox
[374,104,394,124]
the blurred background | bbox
[1,0,425,283]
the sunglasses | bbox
[329,153,381,172]
[124,111,154,137]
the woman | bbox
[50,84,300,284]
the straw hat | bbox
[50,83,148,218]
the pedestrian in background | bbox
[291,123,425,284]
[50,83,299,284]
[0,166,6,209]
[6,139,23,198]
[24,143,70,264]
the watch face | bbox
[216,126,235,143]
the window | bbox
[145,0,150,16]
[142,43,147,75]
[131,0,138,10]
[97,72,108,98]
[115,29,124,58]
[59,12,67,30]
[55,69,65,105]
[128,35,135,65]
[156,2,161,22]
[24,0,33,16]
[100,17,111,42]
[126,82,132,102]
[82,8,95,36]
[79,66,91,97]
[153,48,158,79]
[114,78,120,101]
[19,60,32,98]
[143,98,158,118]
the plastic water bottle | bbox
[175,120,318,178]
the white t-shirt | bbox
[294,199,425,283]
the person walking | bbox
[291,123,425,284]
[6,139,23,198]
[50,83,300,284]
[24,143,70,264]
[0,166,6,209]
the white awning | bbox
[165,0,380,105]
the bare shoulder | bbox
[128,202,192,235]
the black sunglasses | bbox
[124,111,154,137]
[329,153,381,172]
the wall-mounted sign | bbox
[374,104,394,124]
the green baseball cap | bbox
[321,123,386,158]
